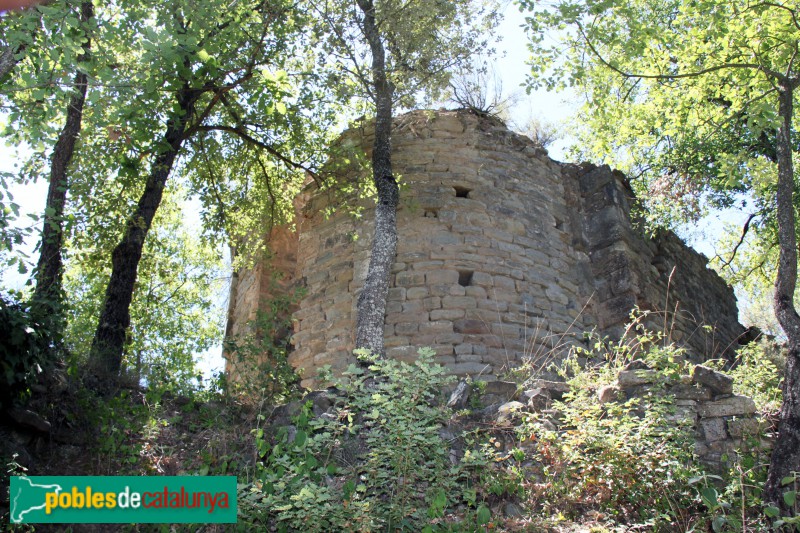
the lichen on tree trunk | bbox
[353,0,398,357]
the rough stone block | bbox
[426,270,460,285]
[691,365,734,395]
[435,333,464,344]
[394,322,419,335]
[699,417,728,442]
[471,272,493,287]
[430,308,465,321]
[406,287,429,299]
[442,296,477,309]
[450,362,492,375]
[495,401,527,425]
[454,343,473,355]
[493,275,516,291]
[597,384,621,404]
[402,300,425,313]
[618,369,659,387]
[388,287,406,301]
[727,418,761,439]
[528,380,571,400]
[454,319,489,334]
[524,388,552,410]
[423,296,441,309]
[387,345,418,360]
[395,271,425,287]
[491,323,520,337]
[484,381,519,399]
[465,286,487,298]
[419,321,454,334]
[671,382,712,401]
[697,395,757,418]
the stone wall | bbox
[226,109,746,388]
[599,362,769,472]
[568,163,745,356]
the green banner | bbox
[9,476,237,524]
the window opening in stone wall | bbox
[423,208,439,218]
[454,186,471,198]
[458,270,474,287]
[554,217,564,230]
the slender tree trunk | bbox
[765,78,800,513]
[31,0,92,310]
[88,88,195,386]
[353,0,398,356]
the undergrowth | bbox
[242,348,496,531]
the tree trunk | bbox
[31,0,92,311]
[353,0,398,357]
[0,43,23,81]
[88,88,195,386]
[764,78,800,513]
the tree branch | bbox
[747,2,800,31]
[196,124,320,183]
[720,213,757,270]
[576,21,784,81]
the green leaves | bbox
[309,0,500,108]
[522,0,798,230]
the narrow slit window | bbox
[458,270,474,287]
[454,186,471,198]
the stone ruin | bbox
[263,361,768,478]
[225,109,748,389]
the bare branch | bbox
[719,213,757,270]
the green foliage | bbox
[0,291,58,408]
[1,0,338,386]
[764,472,800,530]
[723,340,783,413]
[518,331,701,528]
[244,348,470,531]
[91,391,147,473]
[521,0,798,231]
[223,284,304,405]
[309,0,500,111]
[63,190,225,393]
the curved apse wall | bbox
[226,110,745,389]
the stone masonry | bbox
[226,109,746,389]
[599,362,769,472]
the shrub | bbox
[242,348,470,531]
[0,291,57,409]
[727,339,783,413]
[514,324,708,529]
[223,290,303,406]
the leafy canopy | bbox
[309,0,500,110]
[521,0,800,228]
[0,0,337,383]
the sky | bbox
[0,3,752,380]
